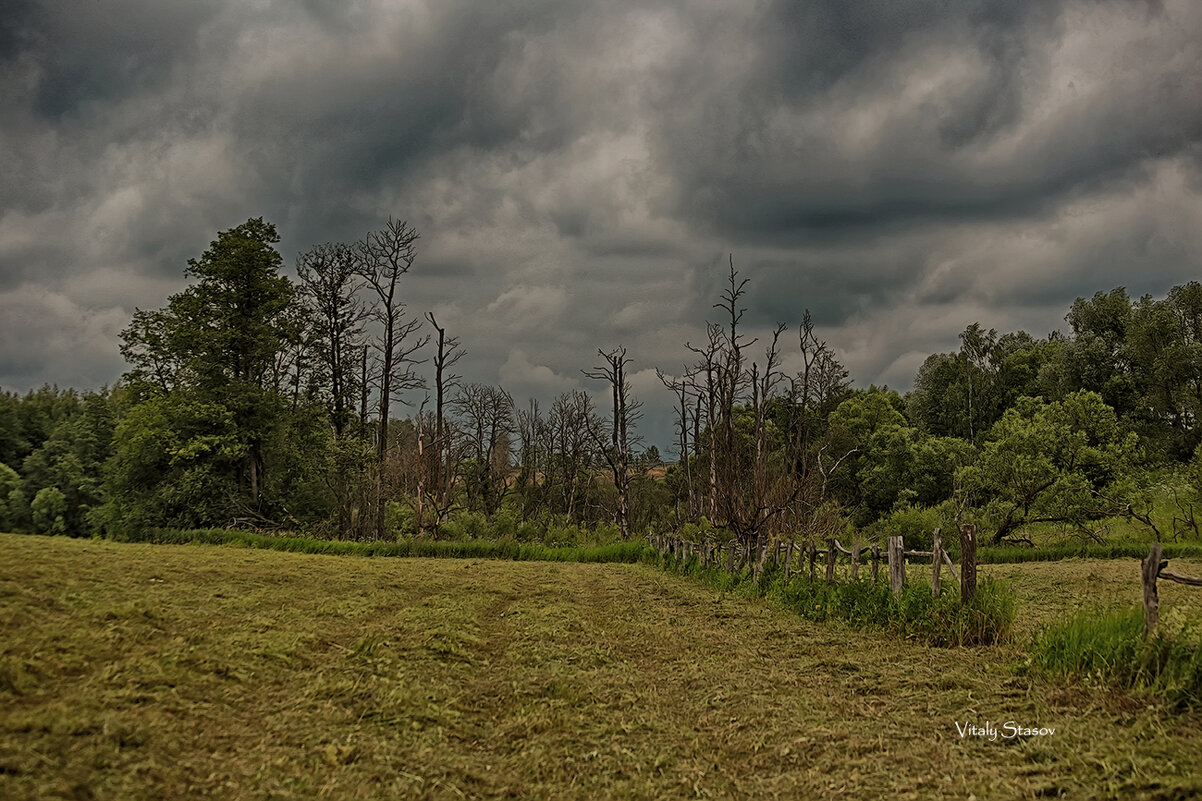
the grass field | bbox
[3,533,1201,799]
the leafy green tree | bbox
[297,242,363,438]
[1060,288,1139,422]
[21,390,116,535]
[104,395,245,532]
[0,392,26,469]
[830,388,972,524]
[1124,282,1202,458]
[908,324,1014,440]
[907,352,966,437]
[0,462,20,531]
[110,219,301,530]
[958,391,1139,544]
[6,488,31,532]
[31,486,67,535]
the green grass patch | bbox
[108,526,651,564]
[1031,606,1202,709]
[979,540,1202,564]
[657,554,1015,647]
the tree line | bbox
[3,217,1202,549]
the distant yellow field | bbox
[2,533,1200,799]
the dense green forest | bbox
[4,217,1202,548]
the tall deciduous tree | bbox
[109,218,299,530]
[175,217,297,506]
[298,242,363,438]
[958,391,1139,544]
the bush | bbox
[1031,607,1202,709]
[864,501,957,552]
[31,486,68,536]
[384,501,418,539]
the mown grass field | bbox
[2,533,1201,800]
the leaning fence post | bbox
[931,528,942,598]
[888,536,905,597]
[871,545,880,582]
[825,538,837,584]
[785,541,794,581]
[850,541,861,580]
[1142,543,1163,638]
[959,524,977,605]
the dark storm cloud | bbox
[1,0,1201,446]
[21,2,224,120]
[658,0,1199,244]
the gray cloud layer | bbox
[2,0,1200,448]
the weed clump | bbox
[658,554,1015,647]
[1031,606,1202,709]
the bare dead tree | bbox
[583,347,643,540]
[452,383,515,516]
[658,366,697,522]
[516,398,544,520]
[789,309,850,477]
[667,260,852,552]
[355,218,429,538]
[421,313,463,535]
[685,322,723,521]
[550,390,603,523]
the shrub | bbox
[865,501,957,552]
[384,501,418,539]
[31,486,68,536]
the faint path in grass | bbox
[2,533,1201,799]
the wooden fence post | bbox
[850,541,861,580]
[888,536,905,598]
[1142,543,1163,638]
[959,524,977,605]
[808,542,817,582]
[726,543,736,573]
[931,528,942,598]
[871,546,880,582]
[825,538,837,584]
[785,541,794,580]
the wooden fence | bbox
[1140,543,1202,637]
[650,524,980,603]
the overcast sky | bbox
[2,0,1201,449]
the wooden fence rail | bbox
[650,524,979,603]
[1141,543,1202,638]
